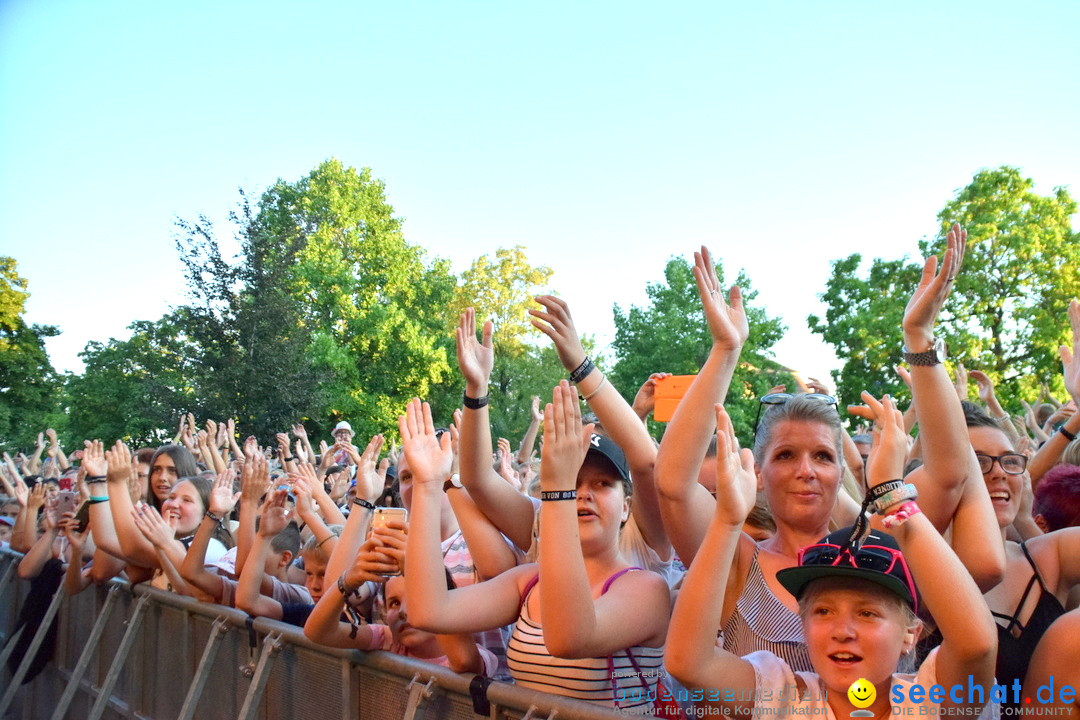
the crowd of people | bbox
[3,225,1080,717]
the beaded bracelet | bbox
[540,490,576,501]
[882,501,922,528]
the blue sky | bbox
[2,0,1078,389]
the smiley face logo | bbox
[847,678,876,709]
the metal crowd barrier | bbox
[0,550,626,719]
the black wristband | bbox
[865,479,905,503]
[86,475,107,484]
[540,490,577,501]
[338,574,359,598]
[569,357,596,384]
[463,392,489,410]
[352,497,375,511]
[205,510,225,527]
[1060,426,1077,442]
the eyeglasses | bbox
[975,453,1028,475]
[798,542,918,612]
[753,392,838,437]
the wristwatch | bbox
[902,337,946,366]
[442,474,463,493]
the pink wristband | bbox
[882,501,921,529]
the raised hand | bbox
[953,361,970,401]
[132,502,176,548]
[530,396,543,423]
[82,439,108,477]
[539,381,592,492]
[343,538,396,587]
[903,223,966,344]
[456,307,495,390]
[398,399,452,485]
[28,482,47,511]
[849,392,907,488]
[693,246,748,352]
[105,440,132,486]
[291,423,308,439]
[1060,299,1080,404]
[209,470,240,515]
[295,440,309,464]
[632,372,671,420]
[968,370,998,407]
[712,405,757,526]
[256,488,293,537]
[529,296,587,371]
[241,452,270,506]
[205,419,218,443]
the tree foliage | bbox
[0,257,60,449]
[810,166,1079,409]
[610,256,790,443]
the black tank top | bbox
[991,541,1065,709]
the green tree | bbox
[428,246,556,436]
[810,167,1079,409]
[0,257,60,449]
[175,159,457,441]
[610,256,789,443]
[807,256,922,404]
[65,313,200,445]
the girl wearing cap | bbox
[667,394,997,718]
[404,387,671,712]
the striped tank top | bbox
[506,569,665,714]
[721,545,812,672]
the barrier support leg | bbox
[0,582,66,716]
[176,616,229,720]
[86,593,150,720]
[48,586,120,720]
[402,673,435,720]
[236,631,282,720]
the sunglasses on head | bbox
[753,392,838,437]
[798,542,918,613]
[975,453,1027,475]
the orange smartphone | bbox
[653,375,698,422]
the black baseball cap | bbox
[777,527,918,612]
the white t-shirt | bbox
[744,648,1000,720]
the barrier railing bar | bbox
[48,585,121,720]
[0,581,66,716]
[236,630,282,720]
[176,616,229,720]
[86,592,150,720]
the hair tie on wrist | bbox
[581,376,607,401]
[89,495,109,504]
